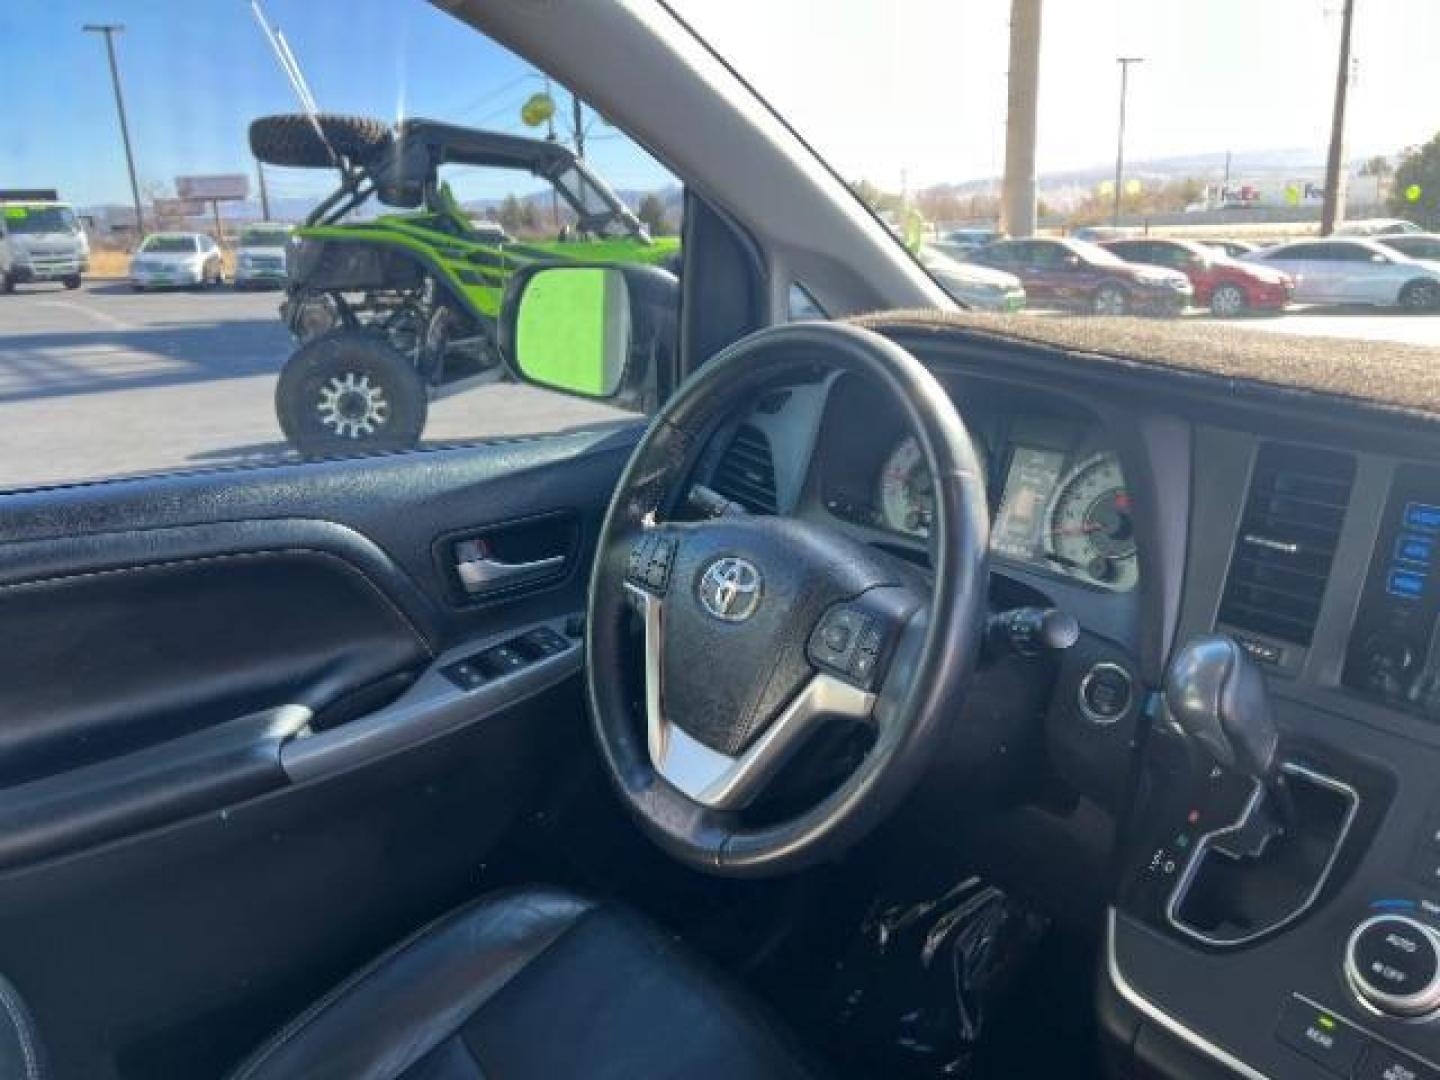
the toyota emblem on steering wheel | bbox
[698,557,763,622]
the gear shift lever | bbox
[1166,634,1296,833]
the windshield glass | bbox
[238,227,288,247]
[676,0,1440,346]
[140,236,198,253]
[1069,240,1126,267]
[5,206,77,234]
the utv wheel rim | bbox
[316,372,390,438]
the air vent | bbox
[1217,441,1356,646]
[711,423,777,514]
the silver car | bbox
[1245,237,1440,310]
[918,245,1026,312]
[233,223,291,289]
[129,233,225,291]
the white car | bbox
[1374,232,1440,268]
[233,224,291,289]
[1245,237,1440,310]
[918,245,1026,312]
[129,232,225,291]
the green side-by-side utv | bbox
[248,113,679,456]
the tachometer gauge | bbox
[1044,453,1138,590]
[878,437,936,537]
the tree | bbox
[1388,136,1440,229]
[636,193,671,236]
[497,194,526,235]
[1359,154,1392,207]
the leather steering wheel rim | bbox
[586,322,989,877]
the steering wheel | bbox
[586,322,989,877]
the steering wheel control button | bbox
[1346,915,1440,1017]
[1276,997,1367,1075]
[1078,662,1133,723]
[809,605,894,689]
[1358,1045,1440,1080]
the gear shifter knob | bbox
[1165,634,1279,785]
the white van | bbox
[0,192,89,293]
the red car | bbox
[1102,237,1293,316]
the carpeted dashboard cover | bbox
[852,310,1440,423]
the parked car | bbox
[930,227,999,260]
[969,237,1192,315]
[918,245,1026,311]
[0,192,88,293]
[1336,217,1423,237]
[1373,232,1440,265]
[128,233,226,291]
[233,223,292,289]
[1245,237,1440,310]
[1102,237,1293,316]
[1201,238,1261,259]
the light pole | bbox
[83,24,145,237]
[1113,57,1144,227]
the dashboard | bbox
[695,321,1440,1080]
[809,373,1138,592]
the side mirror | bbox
[499,263,679,406]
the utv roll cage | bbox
[251,114,649,241]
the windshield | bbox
[238,227,288,248]
[676,0,1440,345]
[5,206,77,234]
[140,236,198,253]
[1069,240,1126,267]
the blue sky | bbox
[0,0,672,208]
[7,0,1439,209]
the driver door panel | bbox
[0,426,637,1078]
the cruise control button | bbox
[823,622,853,653]
[1357,1045,1440,1080]
[849,649,878,684]
[1276,997,1366,1075]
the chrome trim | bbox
[625,583,874,809]
[1106,908,1272,1080]
[1165,762,1360,947]
[1077,661,1133,725]
[1343,915,1440,1018]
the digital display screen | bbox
[992,445,1066,561]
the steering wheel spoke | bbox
[626,580,876,809]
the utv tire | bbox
[276,331,427,458]
[63,274,81,290]
[0,274,13,295]
[249,114,393,168]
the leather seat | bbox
[229,887,820,1080]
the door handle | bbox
[456,554,565,595]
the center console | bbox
[1104,435,1440,1080]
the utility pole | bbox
[571,92,585,159]
[84,24,145,237]
[1320,0,1356,235]
[1000,0,1043,238]
[1113,57,1144,227]
[255,159,272,220]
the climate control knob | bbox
[1344,914,1440,1017]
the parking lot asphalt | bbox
[0,281,1434,491]
[0,281,632,490]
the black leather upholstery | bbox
[229,887,819,1080]
[0,974,45,1080]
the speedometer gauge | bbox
[1044,453,1138,590]
[878,437,935,537]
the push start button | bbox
[1346,915,1440,1017]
